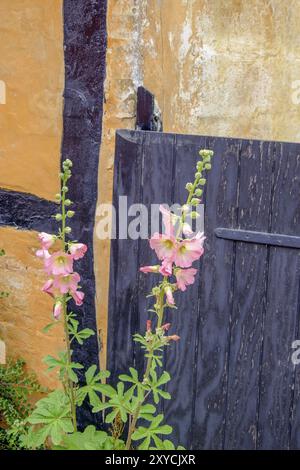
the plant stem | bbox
[61,173,77,432]
[125,287,165,450]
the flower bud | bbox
[195,172,202,178]
[185,183,193,191]
[65,199,72,206]
[62,186,68,193]
[181,204,190,214]
[168,334,180,342]
[64,227,72,234]
[63,158,73,168]
[191,198,201,206]
[205,163,212,170]
[55,193,61,201]
[55,213,62,221]
[197,162,204,171]
[67,210,75,218]
[191,211,199,219]
[195,188,203,197]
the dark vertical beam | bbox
[62,0,107,427]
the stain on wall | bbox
[95,0,300,366]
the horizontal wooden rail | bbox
[215,227,300,249]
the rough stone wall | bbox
[95,0,300,366]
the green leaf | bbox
[58,425,110,450]
[76,365,112,407]
[43,353,83,383]
[27,390,73,447]
[131,414,173,450]
[42,322,59,334]
[68,319,95,345]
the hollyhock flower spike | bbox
[159,259,173,276]
[69,243,88,260]
[36,249,51,260]
[38,232,56,250]
[164,286,175,305]
[175,268,197,292]
[42,279,54,297]
[150,233,177,261]
[53,300,63,320]
[53,272,80,295]
[159,204,176,237]
[140,265,160,274]
[174,233,205,268]
[71,290,85,306]
[44,251,74,276]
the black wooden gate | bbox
[107,129,300,450]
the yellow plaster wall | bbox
[95,0,300,366]
[0,0,64,386]
[0,0,64,200]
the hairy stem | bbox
[61,174,77,432]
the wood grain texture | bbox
[107,131,300,449]
[263,143,300,449]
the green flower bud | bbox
[191,211,200,219]
[67,210,75,218]
[205,163,212,170]
[64,227,72,234]
[63,158,73,168]
[195,188,203,196]
[62,186,68,192]
[199,178,206,185]
[191,198,201,206]
[55,193,61,201]
[185,183,193,191]
[55,213,62,221]
[195,172,202,178]
[64,199,72,206]
[197,161,204,171]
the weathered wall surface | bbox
[0,0,63,200]
[0,0,64,386]
[95,0,300,365]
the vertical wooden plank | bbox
[191,137,241,449]
[268,143,300,449]
[107,130,144,381]
[162,134,207,447]
[224,141,273,449]
[134,132,175,375]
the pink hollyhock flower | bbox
[53,272,80,294]
[140,265,160,273]
[44,251,74,276]
[164,286,175,305]
[53,300,63,320]
[161,323,171,331]
[159,259,173,276]
[71,290,85,306]
[38,232,55,250]
[175,268,197,291]
[42,279,54,297]
[174,233,205,268]
[36,249,51,260]
[150,233,177,261]
[69,243,87,260]
[159,204,175,237]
